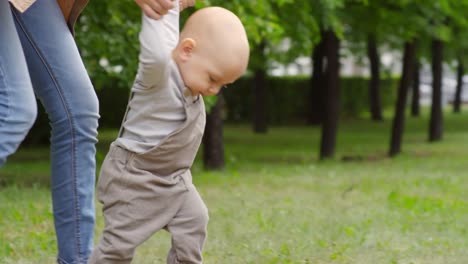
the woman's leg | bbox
[0,1,37,167]
[12,0,100,263]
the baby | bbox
[88,2,249,264]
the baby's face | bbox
[178,44,246,96]
[174,7,250,96]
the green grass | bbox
[1,111,468,263]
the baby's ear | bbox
[178,38,197,61]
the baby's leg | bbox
[166,184,209,264]
[88,148,188,264]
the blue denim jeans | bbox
[0,0,99,263]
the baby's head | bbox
[172,7,250,96]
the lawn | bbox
[1,111,467,264]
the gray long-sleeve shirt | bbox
[115,3,197,153]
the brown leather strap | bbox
[56,0,89,34]
[56,0,73,21]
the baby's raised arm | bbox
[134,2,180,89]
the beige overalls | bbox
[88,93,208,264]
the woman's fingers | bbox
[179,0,196,11]
[134,0,175,19]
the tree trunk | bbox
[411,59,421,117]
[203,95,225,170]
[453,59,464,113]
[429,39,443,142]
[389,41,416,157]
[367,33,383,121]
[320,30,340,159]
[307,33,325,125]
[253,41,268,133]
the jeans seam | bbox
[0,62,11,126]
[57,257,70,264]
[12,9,83,263]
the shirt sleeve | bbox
[134,2,180,90]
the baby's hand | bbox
[134,0,175,20]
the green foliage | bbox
[343,0,468,68]
[76,1,141,90]
[73,0,468,89]
[201,0,293,46]
[270,1,319,63]
[223,76,398,124]
[197,0,322,68]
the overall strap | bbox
[117,91,135,138]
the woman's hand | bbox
[179,0,196,12]
[134,0,174,19]
[134,0,197,19]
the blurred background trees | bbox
[25,0,468,169]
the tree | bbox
[203,95,225,170]
[411,59,421,117]
[367,33,383,121]
[320,30,341,159]
[381,1,426,156]
[429,38,444,142]
[312,0,374,159]
[424,0,468,141]
[253,41,268,133]
[389,42,417,156]
[453,60,464,113]
[307,33,326,125]
[446,3,468,113]
[344,2,385,121]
